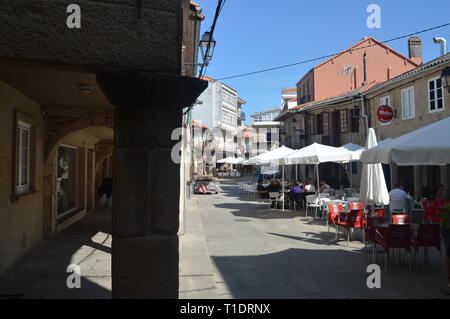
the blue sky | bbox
[197,0,450,124]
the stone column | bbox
[98,72,207,298]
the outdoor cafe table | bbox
[375,222,420,239]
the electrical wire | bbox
[199,0,226,77]
[217,22,450,81]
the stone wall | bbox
[0,0,182,74]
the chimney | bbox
[408,37,423,65]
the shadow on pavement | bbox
[211,247,449,299]
[0,209,112,299]
[213,202,304,220]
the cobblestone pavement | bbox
[0,209,111,299]
[180,178,450,299]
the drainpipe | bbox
[433,37,448,56]
[360,93,369,140]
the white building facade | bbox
[191,77,245,167]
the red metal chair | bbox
[374,224,413,271]
[413,224,441,269]
[392,214,410,224]
[422,200,437,222]
[328,203,344,240]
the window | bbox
[379,96,391,125]
[298,117,305,136]
[316,114,323,134]
[307,115,314,135]
[222,89,237,108]
[429,77,445,112]
[351,107,360,133]
[57,146,77,216]
[339,110,349,133]
[401,87,415,120]
[306,80,311,102]
[16,121,31,195]
[322,113,330,136]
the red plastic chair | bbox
[392,214,410,224]
[336,202,364,245]
[365,215,385,252]
[373,207,386,217]
[348,202,365,241]
[375,224,413,271]
[328,204,344,239]
[414,224,441,268]
[348,202,364,228]
[422,200,437,222]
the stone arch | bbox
[41,115,114,237]
[44,111,114,165]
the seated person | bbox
[389,183,411,212]
[319,181,332,194]
[290,182,303,194]
[267,180,282,208]
[389,183,410,201]
[257,180,269,199]
[304,179,316,193]
[267,180,281,193]
[436,184,446,201]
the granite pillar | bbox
[98,72,207,298]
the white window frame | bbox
[428,76,445,113]
[16,121,31,195]
[401,86,415,120]
[379,95,391,126]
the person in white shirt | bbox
[389,184,410,201]
[304,179,316,193]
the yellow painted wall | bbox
[0,81,44,275]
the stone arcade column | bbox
[98,72,207,298]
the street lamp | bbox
[440,67,450,93]
[199,31,216,66]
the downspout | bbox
[360,92,369,138]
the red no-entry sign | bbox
[377,105,394,123]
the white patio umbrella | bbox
[359,128,390,207]
[248,146,296,165]
[339,143,365,161]
[248,146,296,211]
[361,116,450,166]
[217,157,244,164]
[339,143,365,188]
[283,143,355,216]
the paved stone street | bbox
[180,178,450,299]
[0,209,111,299]
[1,182,448,299]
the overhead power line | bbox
[199,0,227,78]
[217,22,450,81]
